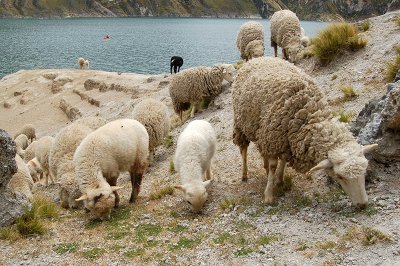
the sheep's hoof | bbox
[241,176,248,182]
[264,195,275,205]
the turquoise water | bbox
[0,18,327,78]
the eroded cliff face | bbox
[0,0,398,20]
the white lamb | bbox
[74,119,149,220]
[78,57,90,70]
[8,154,34,201]
[24,140,38,163]
[236,21,265,61]
[169,64,235,121]
[300,27,311,47]
[49,116,106,209]
[174,120,216,213]
[27,136,55,186]
[270,10,303,62]
[14,134,29,158]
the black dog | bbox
[170,56,183,74]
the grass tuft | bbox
[149,186,174,200]
[340,85,358,100]
[82,248,104,260]
[395,16,400,27]
[385,47,400,82]
[312,23,367,63]
[169,237,201,251]
[54,242,79,254]
[331,74,338,80]
[164,135,173,148]
[0,227,20,241]
[257,235,280,246]
[360,21,370,31]
[124,248,145,258]
[169,160,175,173]
[135,223,162,242]
[342,226,392,246]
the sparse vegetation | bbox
[82,248,105,260]
[342,226,392,246]
[331,74,338,80]
[340,85,358,100]
[312,23,367,63]
[385,47,400,82]
[124,248,145,258]
[54,243,79,255]
[275,174,293,197]
[169,237,201,251]
[317,240,336,250]
[395,16,400,27]
[361,21,370,31]
[149,186,174,200]
[135,223,162,242]
[169,159,175,173]
[257,235,280,246]
[164,135,173,148]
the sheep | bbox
[270,10,303,62]
[174,120,216,213]
[78,57,89,70]
[169,64,235,121]
[49,116,106,209]
[28,136,55,186]
[8,154,34,201]
[232,57,377,208]
[236,21,265,61]
[300,27,311,47]
[74,119,149,220]
[170,56,183,74]
[24,140,38,163]
[14,134,29,158]
[14,123,36,142]
[26,157,43,182]
[132,98,170,166]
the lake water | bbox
[0,18,327,78]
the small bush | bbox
[385,47,400,82]
[340,85,358,100]
[312,23,367,63]
[361,21,370,31]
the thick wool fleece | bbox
[232,57,358,173]
[236,21,264,61]
[14,124,36,141]
[270,10,302,49]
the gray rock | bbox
[396,70,400,82]
[0,129,30,228]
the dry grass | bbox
[341,226,392,246]
[340,85,358,100]
[385,47,400,82]
[361,21,370,32]
[395,16,400,27]
[312,23,367,63]
[149,186,174,200]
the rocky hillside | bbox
[0,0,398,20]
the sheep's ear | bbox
[310,159,333,172]
[203,180,211,188]
[222,69,227,74]
[75,194,88,201]
[362,144,378,154]
[174,185,186,192]
[111,186,124,192]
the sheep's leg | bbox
[283,48,288,60]
[273,43,278,57]
[205,164,212,181]
[170,66,173,74]
[108,177,120,207]
[174,65,178,74]
[240,144,249,182]
[190,103,196,118]
[264,158,278,204]
[275,159,286,187]
[130,173,143,203]
[48,171,55,185]
[178,66,181,73]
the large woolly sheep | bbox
[236,21,265,61]
[174,120,216,213]
[270,10,303,62]
[14,123,36,142]
[14,134,29,158]
[169,64,235,121]
[49,116,106,209]
[78,57,89,69]
[74,119,149,220]
[8,154,34,201]
[24,140,38,163]
[132,98,170,166]
[232,57,377,208]
[27,136,55,186]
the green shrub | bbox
[312,23,367,63]
[361,21,370,31]
[385,47,400,82]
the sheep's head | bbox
[27,158,43,182]
[213,64,236,83]
[174,180,211,213]
[245,40,264,61]
[287,44,302,63]
[76,186,122,220]
[310,143,378,209]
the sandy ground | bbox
[0,10,399,266]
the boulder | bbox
[0,129,30,228]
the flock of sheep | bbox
[8,10,378,222]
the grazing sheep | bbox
[14,134,29,158]
[169,64,235,120]
[74,119,149,220]
[29,136,55,186]
[14,124,36,142]
[232,57,377,208]
[174,120,216,213]
[236,21,265,61]
[24,140,38,163]
[26,157,43,182]
[8,154,34,201]
[49,116,106,209]
[270,10,302,62]
[132,98,170,166]
[170,56,184,74]
[78,57,89,70]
